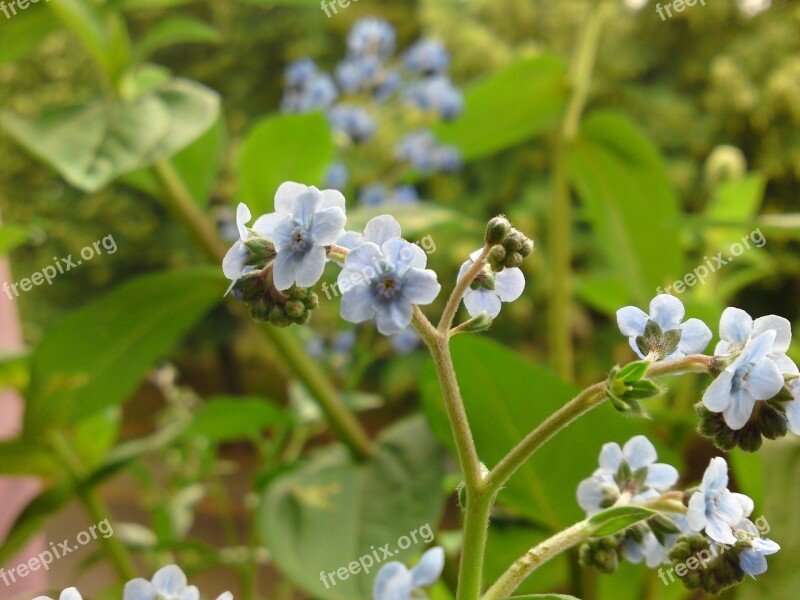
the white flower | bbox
[458,248,524,318]
[715,307,797,374]
[124,565,233,600]
[687,457,755,545]
[34,588,83,600]
[617,295,712,360]
[336,214,402,251]
[222,203,262,295]
[373,547,444,600]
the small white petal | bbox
[732,493,755,519]
[179,586,199,600]
[739,548,768,577]
[410,547,445,587]
[271,214,297,252]
[216,594,234,600]
[577,478,604,515]
[705,513,737,545]
[364,215,402,246]
[686,492,707,532]
[703,457,730,491]
[336,230,365,250]
[343,242,383,273]
[320,188,346,210]
[293,187,324,228]
[771,353,799,375]
[494,268,525,302]
[373,562,413,600]
[716,490,746,524]
[403,269,441,305]
[645,463,679,490]
[235,203,252,240]
[617,306,648,338]
[375,300,413,335]
[222,241,249,282]
[252,212,284,239]
[383,238,427,269]
[622,435,658,469]
[60,590,84,600]
[719,307,753,345]
[678,319,713,355]
[598,443,623,471]
[649,294,685,331]
[152,565,188,595]
[340,285,376,324]
[753,315,792,353]
[124,578,157,600]
[742,330,777,364]
[702,370,735,412]
[310,206,347,245]
[784,397,800,435]
[723,390,757,429]
[747,358,784,400]
[464,289,502,318]
[272,251,301,291]
[274,181,306,212]
[752,537,780,554]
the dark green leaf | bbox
[587,506,656,538]
[186,396,286,442]
[617,361,649,383]
[0,4,60,64]
[134,17,220,60]
[0,439,58,477]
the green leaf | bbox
[261,416,445,600]
[72,407,122,468]
[0,224,32,255]
[587,506,656,537]
[25,267,224,433]
[237,112,335,215]
[186,396,287,443]
[617,361,649,383]
[420,336,668,530]
[0,349,31,391]
[134,17,220,61]
[0,4,60,64]
[2,78,220,193]
[346,203,480,240]
[0,439,58,477]
[123,0,197,8]
[433,55,567,161]
[567,112,682,306]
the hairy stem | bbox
[438,244,490,334]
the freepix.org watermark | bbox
[320,0,358,18]
[319,523,435,589]
[1,0,50,20]
[0,519,113,587]
[2,234,117,300]
[656,228,766,296]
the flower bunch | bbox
[280,18,464,208]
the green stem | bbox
[438,245,490,334]
[151,159,375,461]
[548,1,610,380]
[482,520,592,600]
[48,433,138,581]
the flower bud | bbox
[285,300,306,320]
[503,251,523,269]
[484,216,511,245]
[503,230,525,252]
[268,306,290,327]
[519,238,534,258]
[486,245,507,272]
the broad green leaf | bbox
[261,416,445,600]
[237,112,335,215]
[73,407,122,468]
[0,350,31,391]
[25,267,224,433]
[134,17,220,61]
[0,224,32,255]
[0,4,60,64]
[587,506,655,537]
[0,439,58,477]
[186,396,287,442]
[433,55,567,161]
[2,78,220,193]
[421,336,673,531]
[566,112,682,306]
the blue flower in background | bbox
[702,330,784,429]
[358,184,420,207]
[34,589,83,600]
[458,248,524,318]
[124,565,233,600]
[339,236,440,335]
[348,18,396,60]
[281,73,338,113]
[390,326,422,354]
[373,547,444,600]
[395,131,462,174]
[324,161,349,191]
[373,68,402,102]
[284,58,318,88]
[616,294,712,360]
[404,39,450,75]
[687,457,754,545]
[405,75,464,120]
[336,55,384,93]
[332,329,357,354]
[328,104,377,143]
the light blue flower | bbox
[702,330,784,429]
[577,436,679,516]
[785,379,800,436]
[270,185,347,291]
[403,39,450,74]
[335,56,384,93]
[324,161,349,191]
[124,565,233,600]
[222,202,273,295]
[738,529,781,578]
[395,131,462,174]
[616,294,712,360]
[337,214,402,251]
[357,184,420,207]
[458,248,524,318]
[373,547,444,600]
[405,76,463,120]
[284,58,318,88]
[338,236,440,335]
[687,457,755,545]
[390,326,421,354]
[281,73,338,113]
[715,307,797,374]
[34,588,83,600]
[348,18,396,60]
[328,104,377,143]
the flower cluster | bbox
[35,566,232,600]
[280,18,464,207]
[577,438,779,594]
[373,546,445,600]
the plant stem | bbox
[482,520,592,600]
[48,432,138,581]
[151,159,375,460]
[548,1,610,380]
[484,354,714,499]
[438,245,490,334]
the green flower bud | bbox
[503,230,525,252]
[268,306,290,328]
[503,251,523,269]
[285,300,306,320]
[759,403,788,440]
[579,536,622,574]
[519,238,535,258]
[486,245,507,271]
[485,216,511,245]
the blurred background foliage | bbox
[1,0,799,599]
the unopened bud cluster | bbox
[234,267,319,327]
[483,216,534,272]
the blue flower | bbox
[715,307,797,374]
[373,547,444,600]
[357,184,420,207]
[328,104,377,143]
[124,565,233,600]
[785,379,800,436]
[458,248,524,318]
[390,326,422,354]
[222,203,273,295]
[403,39,450,75]
[737,520,781,578]
[335,55,384,93]
[616,294,712,360]
[337,214,402,253]
[624,515,690,568]
[347,18,396,60]
[687,457,755,545]
[702,330,784,429]
[395,131,462,174]
[577,436,679,516]
[269,185,346,291]
[34,589,83,600]
[281,73,338,113]
[324,161,349,191]
[284,58,318,88]
[405,76,463,120]
[338,235,440,335]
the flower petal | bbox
[678,319,712,355]
[402,269,441,305]
[216,594,234,600]
[622,435,657,469]
[320,188,346,210]
[649,295,685,331]
[293,246,327,288]
[336,230,365,250]
[494,268,525,302]
[719,307,753,345]
[252,212,283,239]
[741,329,777,364]
[732,492,755,519]
[272,250,301,291]
[152,565,188,595]
[340,285,377,324]
[716,490,746,524]
[598,443,623,471]
[617,306,649,338]
[271,214,297,252]
[222,241,249,282]
[576,477,604,515]
[274,181,306,212]
[310,206,347,245]
[686,491,707,532]
[383,238,427,269]
[410,547,445,587]
[753,315,792,353]
[364,215,402,246]
[705,513,737,545]
[723,390,757,430]
[747,358,783,400]
[179,586,200,600]
[60,590,84,600]
[373,562,413,600]
[739,548,768,577]
[784,395,800,435]
[464,289,501,318]
[235,203,251,240]
[375,300,413,335]
[702,370,735,412]
[645,463,679,490]
[292,187,324,228]
[123,579,156,600]
[343,242,382,273]
[702,457,729,491]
